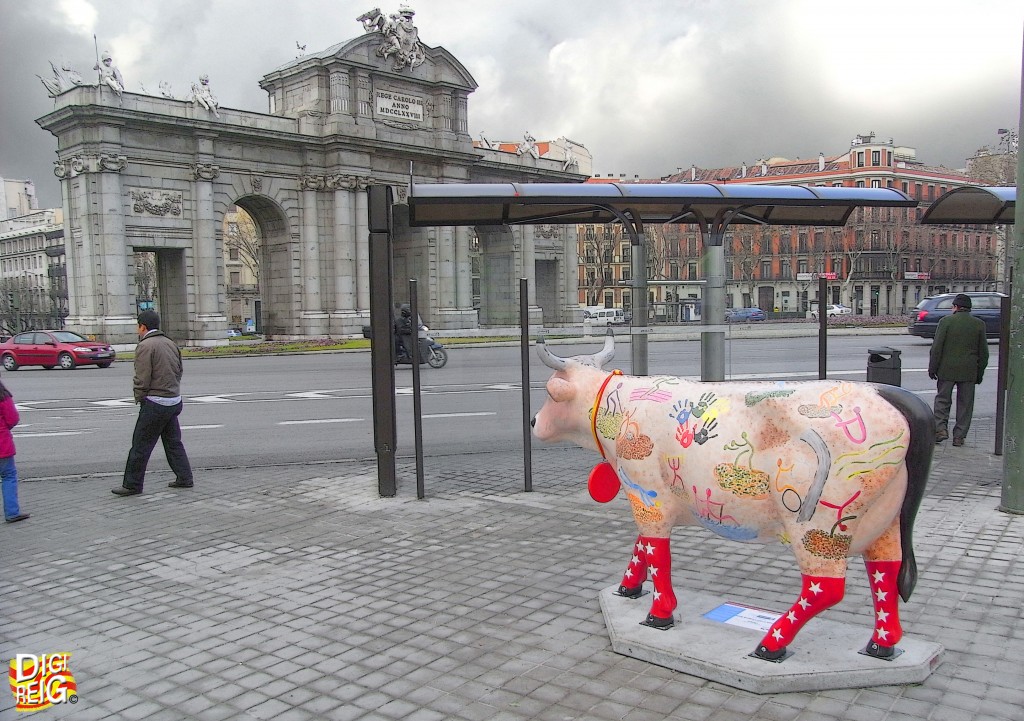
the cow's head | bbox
[531,332,616,445]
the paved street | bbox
[2,415,1021,720]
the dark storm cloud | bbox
[3,1,1021,209]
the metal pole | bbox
[410,279,425,499]
[367,185,397,497]
[520,278,533,492]
[996,291,1010,456]
[630,229,649,376]
[701,222,726,382]
[1000,40,1024,513]
[818,276,828,379]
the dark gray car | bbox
[907,291,1005,339]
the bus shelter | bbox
[365,182,916,496]
[920,185,1020,514]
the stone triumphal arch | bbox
[37,11,586,345]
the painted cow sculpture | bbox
[531,334,933,660]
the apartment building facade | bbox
[579,134,1002,319]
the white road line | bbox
[13,431,89,438]
[278,418,363,425]
[422,412,497,419]
[181,425,224,430]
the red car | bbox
[0,330,116,370]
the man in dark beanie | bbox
[112,310,194,495]
[928,294,988,447]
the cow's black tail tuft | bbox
[873,383,934,602]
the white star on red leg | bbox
[644,542,655,556]
[875,589,888,602]
[653,590,662,601]
[649,565,659,577]
[771,628,784,641]
[808,582,823,595]
[798,596,811,610]
[872,569,886,584]
[786,611,798,623]
[875,627,890,641]
[624,568,634,579]
[631,554,641,566]
[876,609,890,623]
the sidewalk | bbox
[2,420,1021,720]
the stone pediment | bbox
[260,33,477,99]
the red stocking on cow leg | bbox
[617,535,648,598]
[641,536,677,628]
[865,560,903,657]
[754,575,845,660]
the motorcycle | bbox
[396,326,448,369]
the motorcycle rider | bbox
[394,306,415,361]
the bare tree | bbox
[225,208,261,288]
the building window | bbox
[760,260,771,278]
[871,179,881,188]
[856,151,865,167]
[871,150,880,165]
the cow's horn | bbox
[592,329,615,368]
[536,336,568,370]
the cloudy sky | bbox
[3,0,1022,208]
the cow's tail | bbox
[873,383,934,602]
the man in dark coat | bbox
[112,310,194,495]
[928,294,989,447]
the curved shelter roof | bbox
[408,182,916,228]
[919,186,1016,225]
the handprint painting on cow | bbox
[531,332,933,661]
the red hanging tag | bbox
[588,461,620,503]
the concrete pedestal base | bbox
[600,585,943,694]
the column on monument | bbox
[300,186,322,314]
[354,182,370,310]
[193,170,219,316]
[333,185,355,311]
[59,161,95,320]
[563,226,581,322]
[437,225,455,310]
[454,226,472,309]
[97,167,132,315]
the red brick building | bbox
[578,134,1000,318]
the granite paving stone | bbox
[1,421,1021,720]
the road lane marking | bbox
[181,425,224,430]
[279,418,363,425]
[423,412,497,419]
[14,431,89,438]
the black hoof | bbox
[754,645,787,661]
[616,584,643,599]
[640,613,674,629]
[865,641,895,658]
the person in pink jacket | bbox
[0,375,28,523]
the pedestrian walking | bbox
[113,310,194,496]
[0,374,28,522]
[928,294,989,447]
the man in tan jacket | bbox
[113,310,194,495]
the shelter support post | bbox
[818,276,828,379]
[1001,82,1024,513]
[700,223,727,382]
[368,185,397,497]
[631,230,649,376]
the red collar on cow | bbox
[588,369,623,503]
[590,369,623,459]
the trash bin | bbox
[866,347,901,386]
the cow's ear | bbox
[547,377,575,402]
